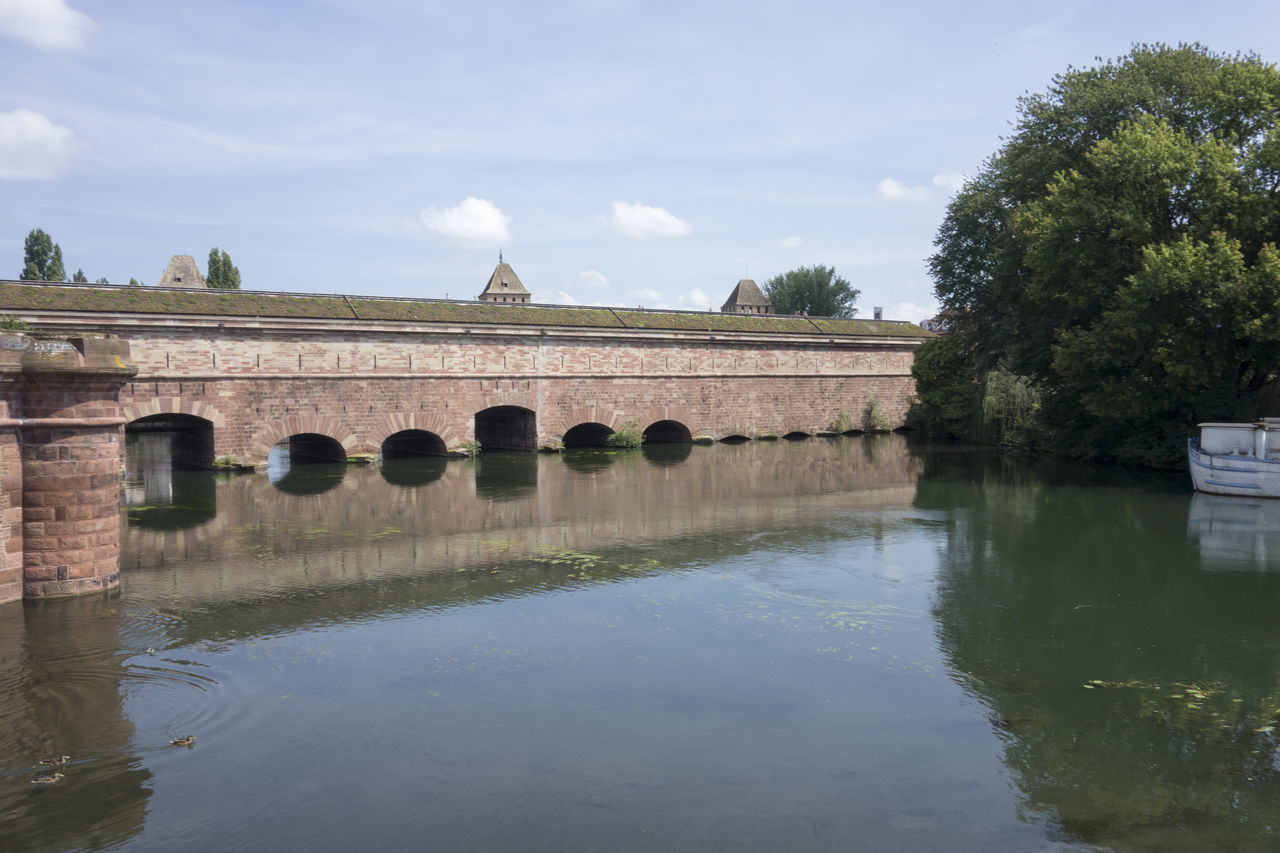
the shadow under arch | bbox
[380,456,447,488]
[268,434,348,495]
[474,451,538,501]
[719,434,750,444]
[382,429,447,459]
[642,442,693,467]
[125,413,214,469]
[562,448,618,474]
[563,422,613,448]
[476,406,537,452]
[783,431,811,441]
[643,419,691,444]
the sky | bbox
[3,1,1280,323]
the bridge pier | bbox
[0,335,137,603]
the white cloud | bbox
[578,269,610,288]
[419,197,510,246]
[0,109,75,179]
[609,201,691,239]
[0,0,91,51]
[629,287,663,304]
[779,235,803,249]
[677,288,712,311]
[877,178,930,202]
[537,290,581,305]
[932,172,968,192]
[889,300,939,324]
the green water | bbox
[2,435,1276,851]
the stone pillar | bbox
[1,336,137,600]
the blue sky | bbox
[3,0,1279,322]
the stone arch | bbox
[547,405,624,442]
[125,412,215,469]
[562,422,615,448]
[382,429,448,459]
[121,396,226,429]
[370,412,458,453]
[642,419,692,444]
[251,415,358,460]
[475,405,537,452]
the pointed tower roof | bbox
[720,278,770,313]
[156,255,206,288]
[478,261,530,302]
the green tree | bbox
[72,269,87,283]
[94,277,108,284]
[20,228,66,281]
[205,247,241,289]
[762,265,858,317]
[925,44,1280,466]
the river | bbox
[1,434,1277,851]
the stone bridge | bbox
[1,282,928,467]
[0,281,930,602]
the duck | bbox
[31,772,63,785]
[38,754,69,767]
[170,735,196,747]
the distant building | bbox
[477,259,530,304]
[155,255,206,288]
[920,314,950,333]
[720,279,772,315]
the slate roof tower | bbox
[478,256,530,303]
[720,278,771,314]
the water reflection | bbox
[923,448,1280,850]
[1187,492,1280,572]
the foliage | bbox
[461,439,482,456]
[0,314,28,331]
[20,228,66,281]
[606,420,643,448]
[829,408,853,433]
[928,44,1280,466]
[864,399,892,432]
[128,278,142,286]
[94,277,108,284]
[763,264,859,317]
[206,247,242,289]
[908,334,982,440]
[72,269,87,283]
[980,364,1041,447]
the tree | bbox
[763,265,858,317]
[20,228,66,281]
[205,247,241,289]
[94,277,108,284]
[923,44,1280,467]
[72,269,87,283]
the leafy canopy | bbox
[763,265,858,317]
[20,228,66,281]
[916,43,1280,466]
[206,247,241,290]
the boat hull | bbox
[1189,438,1280,497]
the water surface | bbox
[2,437,1276,851]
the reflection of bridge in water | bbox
[122,436,923,624]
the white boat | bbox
[1189,420,1280,496]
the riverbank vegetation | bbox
[910,44,1280,468]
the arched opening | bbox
[642,420,692,444]
[783,431,812,441]
[475,406,537,452]
[381,429,447,460]
[268,434,347,495]
[125,413,214,470]
[562,422,613,448]
[719,434,750,444]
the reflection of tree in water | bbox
[921,448,1280,848]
